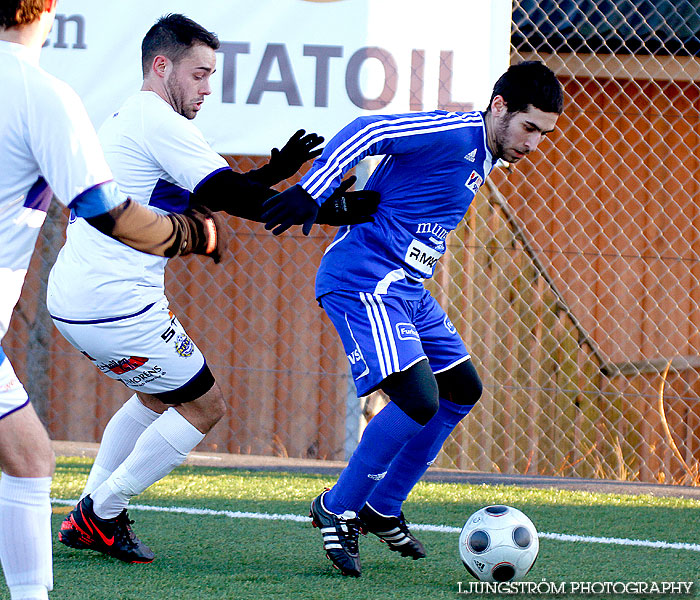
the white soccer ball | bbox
[458,505,539,582]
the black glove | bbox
[261,184,319,236]
[266,129,324,182]
[316,176,380,226]
[170,205,228,263]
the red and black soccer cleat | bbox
[58,495,154,563]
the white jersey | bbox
[0,40,115,341]
[47,91,228,321]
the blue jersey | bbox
[300,111,494,300]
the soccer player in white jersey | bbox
[0,2,228,598]
[263,61,564,577]
[49,13,377,564]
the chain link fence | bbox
[6,1,700,485]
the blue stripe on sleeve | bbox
[69,181,127,218]
[149,179,190,214]
[24,177,53,212]
[301,112,477,202]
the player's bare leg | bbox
[137,385,226,436]
[0,405,54,600]
[0,405,54,477]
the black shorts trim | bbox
[150,362,215,405]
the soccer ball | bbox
[458,505,539,582]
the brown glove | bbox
[86,199,227,263]
[168,205,227,263]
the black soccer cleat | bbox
[309,490,362,577]
[58,495,155,564]
[359,502,426,560]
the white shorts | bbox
[0,352,30,419]
[51,297,212,402]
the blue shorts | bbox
[320,288,470,397]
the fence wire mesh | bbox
[6,1,700,485]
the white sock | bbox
[0,475,52,600]
[91,408,204,519]
[82,395,160,499]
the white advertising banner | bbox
[40,0,512,155]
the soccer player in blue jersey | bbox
[263,60,564,577]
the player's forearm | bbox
[85,199,224,262]
[191,168,277,221]
[68,180,182,256]
[299,117,376,205]
[300,113,426,204]
[85,199,181,255]
[243,163,284,188]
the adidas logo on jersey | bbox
[464,149,477,162]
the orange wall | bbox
[492,75,700,364]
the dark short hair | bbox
[0,0,45,28]
[141,13,220,77]
[488,61,564,115]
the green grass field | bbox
[11,457,700,600]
